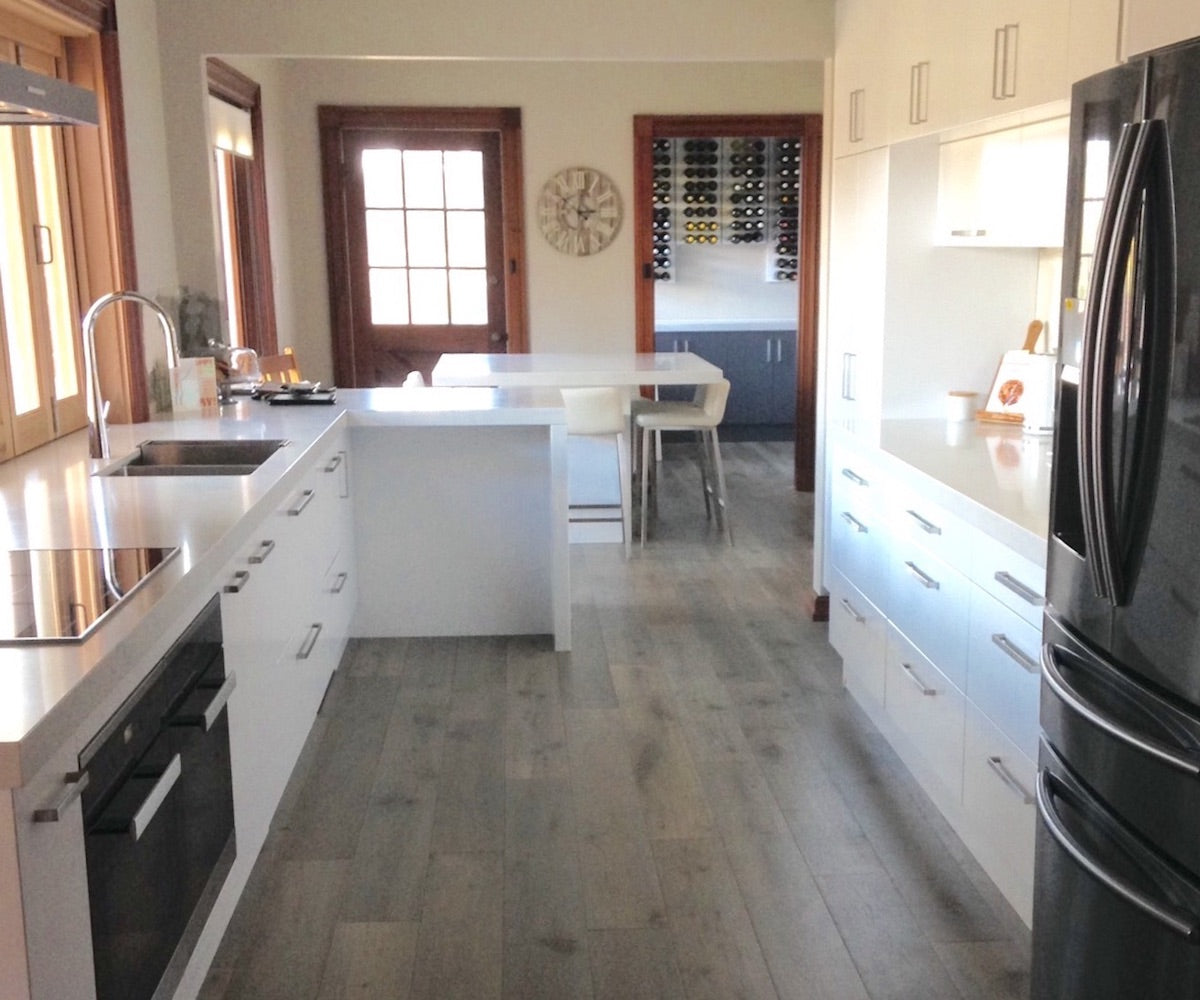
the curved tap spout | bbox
[82,291,180,460]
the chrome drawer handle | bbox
[331,571,349,594]
[840,467,868,487]
[248,539,276,564]
[297,623,322,660]
[838,597,865,624]
[287,489,315,516]
[324,453,343,473]
[223,569,250,594]
[840,511,868,533]
[901,661,937,696]
[906,509,942,535]
[987,755,1033,805]
[171,673,238,732]
[130,754,182,841]
[32,771,90,823]
[905,560,940,589]
[991,632,1039,674]
[993,570,1043,606]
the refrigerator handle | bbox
[1078,122,1140,604]
[1042,640,1200,778]
[1036,765,1200,940]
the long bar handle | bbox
[297,623,322,660]
[32,771,90,823]
[324,453,343,473]
[331,572,349,594]
[987,756,1033,804]
[840,466,867,487]
[993,570,1042,606]
[905,509,942,535]
[904,560,940,590]
[130,754,182,841]
[287,489,315,517]
[248,538,276,564]
[991,633,1039,674]
[838,598,865,625]
[223,569,250,594]
[900,661,937,696]
[171,673,238,732]
[1037,767,1200,939]
[840,511,868,534]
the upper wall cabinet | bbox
[833,0,1121,154]
[832,0,890,157]
[1121,0,1200,59]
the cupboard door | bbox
[830,570,888,716]
[1121,0,1200,59]
[832,0,891,157]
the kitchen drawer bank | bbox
[827,423,1047,926]
[0,386,568,1000]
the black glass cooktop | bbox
[0,546,179,642]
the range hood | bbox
[0,61,98,126]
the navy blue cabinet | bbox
[655,329,796,431]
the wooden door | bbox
[320,108,527,387]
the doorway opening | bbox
[319,106,527,387]
[633,114,822,491]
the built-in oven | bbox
[79,595,236,1000]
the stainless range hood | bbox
[0,61,98,126]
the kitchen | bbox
[3,0,1200,998]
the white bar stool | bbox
[634,378,732,546]
[560,386,633,557]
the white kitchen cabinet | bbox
[885,0,964,141]
[831,0,890,157]
[962,701,1037,924]
[829,570,888,716]
[885,625,965,805]
[827,430,1046,925]
[935,115,1069,247]
[1121,0,1200,58]
[825,148,888,438]
[1068,0,1123,80]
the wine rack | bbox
[653,135,802,281]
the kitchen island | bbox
[0,385,567,1000]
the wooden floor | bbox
[199,441,1032,1000]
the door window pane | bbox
[444,150,484,208]
[409,270,449,324]
[403,150,445,208]
[362,149,405,207]
[369,269,409,325]
[405,210,447,267]
[446,211,486,267]
[449,269,488,325]
[366,209,407,267]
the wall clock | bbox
[537,167,622,256]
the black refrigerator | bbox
[1033,36,1200,1000]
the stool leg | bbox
[708,427,733,544]
[640,424,651,546]
[617,430,632,558]
[695,430,713,520]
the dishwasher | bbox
[79,595,237,1000]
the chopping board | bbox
[977,320,1046,424]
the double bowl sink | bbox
[98,439,288,477]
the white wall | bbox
[130,0,830,384]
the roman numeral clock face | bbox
[537,167,623,256]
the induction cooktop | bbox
[0,546,180,642]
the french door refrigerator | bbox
[1033,36,1200,999]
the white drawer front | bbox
[830,570,888,714]
[888,537,970,689]
[829,495,890,611]
[885,626,965,801]
[967,589,1041,760]
[972,531,1046,629]
[888,481,974,567]
[962,702,1036,925]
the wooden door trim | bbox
[318,105,527,387]
[632,113,822,492]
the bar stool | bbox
[560,386,633,557]
[634,378,732,546]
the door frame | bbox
[318,105,528,387]
[632,113,822,492]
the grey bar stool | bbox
[633,378,732,546]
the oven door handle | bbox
[130,754,182,841]
[170,672,237,733]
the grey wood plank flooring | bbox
[199,441,1030,1000]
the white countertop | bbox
[870,417,1052,566]
[431,351,723,387]
[0,386,564,788]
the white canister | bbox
[945,390,978,423]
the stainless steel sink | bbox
[97,438,288,477]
